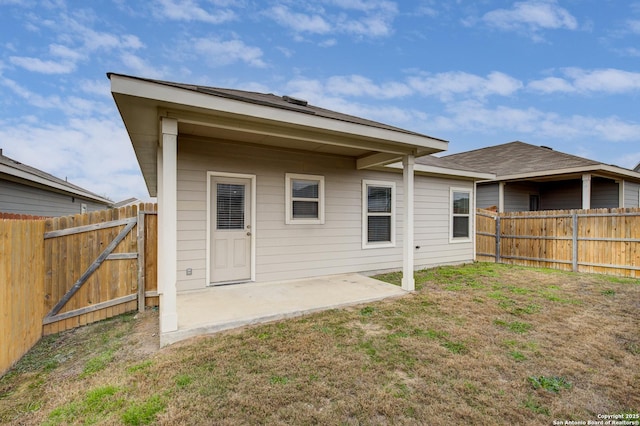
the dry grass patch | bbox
[1,264,638,425]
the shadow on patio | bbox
[160,273,407,346]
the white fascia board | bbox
[110,74,448,154]
[491,164,640,183]
[385,162,496,180]
[0,164,112,204]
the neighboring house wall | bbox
[176,138,475,291]
[591,178,620,209]
[540,180,582,210]
[0,179,108,216]
[476,183,499,210]
[624,181,640,208]
[504,182,539,212]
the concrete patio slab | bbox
[161,273,407,346]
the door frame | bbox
[206,171,257,286]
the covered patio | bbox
[161,273,406,346]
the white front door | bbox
[210,176,252,284]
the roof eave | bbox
[109,74,449,197]
[0,164,112,204]
[480,164,640,183]
[386,162,496,180]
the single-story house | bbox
[0,149,113,217]
[108,73,494,336]
[439,141,640,212]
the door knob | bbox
[247,232,252,236]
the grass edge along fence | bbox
[0,203,157,377]
[476,207,640,278]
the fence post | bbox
[572,213,578,272]
[137,211,146,313]
[495,216,501,264]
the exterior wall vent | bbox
[282,95,308,106]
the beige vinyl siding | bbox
[0,179,108,216]
[176,137,474,291]
[624,181,640,207]
[414,178,474,265]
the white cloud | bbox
[154,0,236,24]
[265,1,397,38]
[120,53,166,78]
[79,79,111,97]
[193,38,266,68]
[49,44,83,61]
[527,76,575,93]
[628,19,640,34]
[528,68,640,94]
[482,0,578,40]
[326,75,412,99]
[407,71,523,101]
[565,68,640,93]
[1,76,109,115]
[431,101,640,144]
[266,5,332,34]
[9,56,76,74]
[0,116,148,201]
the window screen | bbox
[217,183,245,230]
[291,179,319,219]
[366,184,393,243]
[285,174,325,224]
[451,190,470,239]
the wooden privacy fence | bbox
[476,207,640,278]
[1,203,158,376]
[43,203,158,335]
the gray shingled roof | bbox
[118,74,446,142]
[0,151,112,204]
[415,154,490,174]
[442,141,602,176]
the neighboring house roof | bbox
[0,150,113,205]
[113,197,141,208]
[109,73,458,196]
[442,141,640,183]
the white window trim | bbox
[285,173,325,224]
[450,187,473,244]
[362,179,396,249]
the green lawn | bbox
[1,263,638,425]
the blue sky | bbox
[1,0,639,202]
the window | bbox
[217,183,245,230]
[285,173,324,224]
[451,188,471,242]
[362,180,395,248]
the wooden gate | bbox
[42,204,157,335]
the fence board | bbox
[476,207,640,278]
[0,219,45,376]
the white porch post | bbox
[402,154,415,291]
[159,117,178,333]
[582,174,591,210]
[498,182,505,213]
